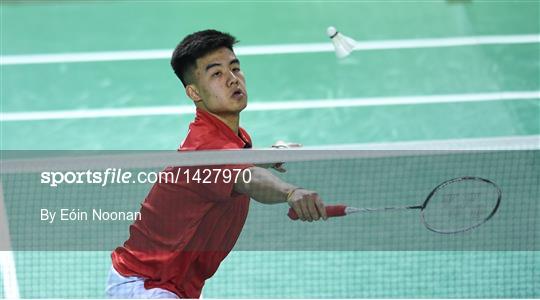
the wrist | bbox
[286,187,303,202]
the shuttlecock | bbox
[327,26,357,58]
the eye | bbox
[212,71,222,77]
[232,67,241,73]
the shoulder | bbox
[180,128,212,150]
[180,126,237,150]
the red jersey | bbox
[112,108,252,298]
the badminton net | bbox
[0,146,538,298]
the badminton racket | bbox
[287,176,502,234]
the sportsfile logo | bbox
[41,168,148,187]
[40,167,251,187]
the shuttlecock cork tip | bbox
[326,26,337,38]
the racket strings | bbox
[422,178,501,233]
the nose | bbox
[227,70,239,86]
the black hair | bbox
[170,29,239,87]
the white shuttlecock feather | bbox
[327,26,357,58]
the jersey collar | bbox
[195,108,252,148]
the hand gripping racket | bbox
[288,176,502,234]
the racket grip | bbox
[287,205,348,220]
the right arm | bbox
[234,166,327,221]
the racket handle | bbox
[287,205,348,220]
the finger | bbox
[314,196,327,220]
[272,140,287,148]
[273,163,287,173]
[292,202,305,221]
[274,167,286,173]
[300,199,312,222]
[272,141,303,149]
[306,197,320,221]
[286,143,303,148]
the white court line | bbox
[1,91,539,122]
[1,34,539,65]
[0,182,20,299]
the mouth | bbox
[231,88,246,99]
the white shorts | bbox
[105,266,179,299]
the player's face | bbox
[190,47,248,116]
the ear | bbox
[185,84,202,103]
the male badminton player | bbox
[106,29,327,299]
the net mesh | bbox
[0,149,538,298]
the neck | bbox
[215,113,240,134]
[204,109,240,134]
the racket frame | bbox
[418,176,502,234]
